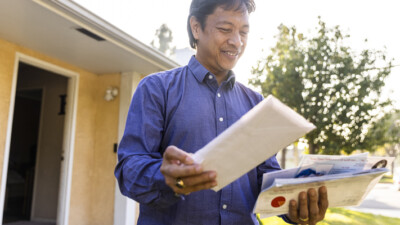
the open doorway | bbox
[3,62,68,225]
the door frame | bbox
[0,52,79,225]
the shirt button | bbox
[217,93,221,98]
[208,75,213,80]
[222,204,227,209]
[219,117,224,122]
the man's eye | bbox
[218,28,231,32]
[240,31,248,36]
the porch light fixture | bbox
[104,87,118,101]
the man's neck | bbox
[193,55,230,86]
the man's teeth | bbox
[226,52,237,56]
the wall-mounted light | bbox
[104,87,118,101]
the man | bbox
[115,0,328,224]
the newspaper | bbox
[254,154,393,218]
[297,153,392,175]
[192,95,315,191]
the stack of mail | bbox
[254,154,393,218]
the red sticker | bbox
[271,196,286,208]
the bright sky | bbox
[75,0,400,105]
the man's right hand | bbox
[160,146,217,195]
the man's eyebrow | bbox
[216,21,250,29]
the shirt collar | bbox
[188,55,236,89]
[225,70,236,89]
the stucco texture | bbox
[0,39,16,178]
[0,38,119,225]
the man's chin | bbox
[223,62,238,71]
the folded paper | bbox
[192,95,316,191]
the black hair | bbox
[187,0,256,49]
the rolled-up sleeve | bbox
[114,76,180,208]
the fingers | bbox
[287,192,309,225]
[186,180,217,193]
[287,186,329,225]
[164,171,216,188]
[161,145,218,194]
[308,188,319,225]
[318,186,329,219]
[183,171,217,187]
[161,162,202,178]
[164,146,194,165]
[165,171,217,194]
[288,199,298,221]
[161,146,201,178]
[175,177,217,194]
[298,191,309,223]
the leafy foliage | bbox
[151,23,175,55]
[250,18,394,154]
[364,111,400,167]
[364,111,400,148]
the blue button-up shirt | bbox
[115,56,282,225]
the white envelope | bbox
[192,95,316,191]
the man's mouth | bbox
[222,50,240,57]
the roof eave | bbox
[35,0,180,71]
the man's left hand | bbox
[286,186,329,225]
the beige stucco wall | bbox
[0,38,119,225]
[90,74,120,224]
[0,39,15,178]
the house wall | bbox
[0,38,120,225]
[90,74,120,225]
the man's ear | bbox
[190,16,200,40]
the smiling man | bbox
[189,3,248,84]
[115,0,328,224]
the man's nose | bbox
[227,31,243,48]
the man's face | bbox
[191,6,249,78]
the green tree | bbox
[364,111,400,172]
[364,111,400,148]
[151,23,175,55]
[250,18,393,155]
